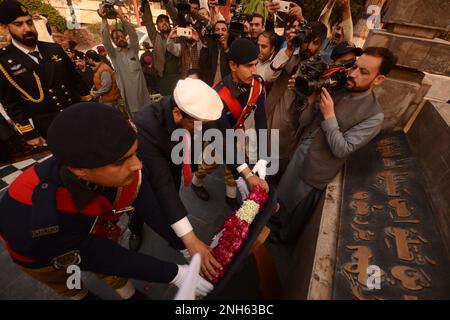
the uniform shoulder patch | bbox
[8,166,40,205]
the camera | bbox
[177,0,193,27]
[177,27,192,38]
[277,1,291,13]
[198,22,221,40]
[291,26,313,48]
[295,57,354,95]
[229,0,252,36]
[102,0,124,19]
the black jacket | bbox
[214,75,268,179]
[199,39,231,86]
[134,96,197,226]
[0,41,91,140]
[0,157,178,282]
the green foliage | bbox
[21,0,68,32]
[242,0,267,16]
[240,0,366,23]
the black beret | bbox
[227,38,259,64]
[47,103,137,168]
[0,0,29,25]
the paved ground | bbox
[0,159,293,300]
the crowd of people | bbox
[0,0,397,300]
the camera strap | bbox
[214,78,262,130]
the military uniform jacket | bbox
[0,41,91,140]
[215,75,268,179]
[0,157,178,283]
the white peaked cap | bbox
[173,78,224,121]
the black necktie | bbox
[28,51,43,65]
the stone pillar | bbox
[407,100,450,257]
[363,0,450,130]
[293,1,450,300]
[369,0,450,255]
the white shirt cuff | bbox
[171,217,193,238]
[237,163,249,174]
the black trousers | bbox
[277,188,323,243]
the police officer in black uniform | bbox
[0,102,213,300]
[0,0,91,147]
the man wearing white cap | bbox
[134,78,224,281]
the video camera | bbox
[102,0,125,19]
[295,57,355,95]
[229,0,252,36]
[196,21,221,40]
[177,0,193,27]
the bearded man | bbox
[270,47,398,244]
[99,4,150,117]
[0,0,91,147]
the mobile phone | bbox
[277,1,291,13]
[177,27,192,38]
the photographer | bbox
[318,0,354,63]
[99,4,150,117]
[265,20,327,174]
[208,0,227,23]
[199,20,231,85]
[270,47,397,244]
[166,25,203,78]
[198,7,212,21]
[265,0,305,32]
[141,0,180,95]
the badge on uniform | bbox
[11,64,27,76]
[9,63,22,71]
[51,54,62,62]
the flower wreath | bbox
[209,185,269,284]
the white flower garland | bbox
[235,200,260,224]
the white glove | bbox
[235,176,249,199]
[252,159,268,180]
[171,264,214,298]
